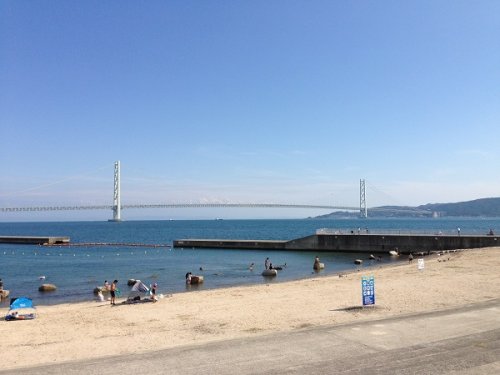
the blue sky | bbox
[1,1,499,221]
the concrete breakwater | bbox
[174,233,499,253]
[0,236,70,245]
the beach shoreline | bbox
[2,247,499,371]
[0,252,409,308]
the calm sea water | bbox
[1,217,499,306]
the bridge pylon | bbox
[109,161,122,222]
[360,179,367,218]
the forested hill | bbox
[418,197,500,217]
[316,197,500,218]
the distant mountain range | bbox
[315,197,500,218]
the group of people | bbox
[101,279,158,304]
[264,257,286,271]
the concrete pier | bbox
[174,233,499,253]
[0,236,70,245]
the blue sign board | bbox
[362,276,375,306]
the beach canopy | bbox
[131,280,149,293]
[126,280,151,302]
[10,297,35,310]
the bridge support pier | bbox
[109,161,122,222]
[360,179,367,218]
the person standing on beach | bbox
[151,283,157,302]
[110,280,118,305]
[265,257,270,270]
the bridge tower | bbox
[360,179,367,218]
[110,161,122,222]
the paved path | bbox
[3,299,500,374]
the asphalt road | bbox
[3,299,500,374]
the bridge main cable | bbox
[0,205,113,212]
[122,203,359,210]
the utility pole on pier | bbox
[110,161,122,222]
[360,179,367,218]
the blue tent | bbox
[6,297,36,321]
[10,297,35,310]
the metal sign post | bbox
[362,275,375,306]
[418,258,425,271]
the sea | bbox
[1,217,499,306]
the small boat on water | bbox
[354,259,363,265]
[261,269,278,277]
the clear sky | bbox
[1,1,499,221]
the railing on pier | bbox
[316,228,495,236]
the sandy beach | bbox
[2,247,500,371]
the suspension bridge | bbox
[0,161,430,221]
